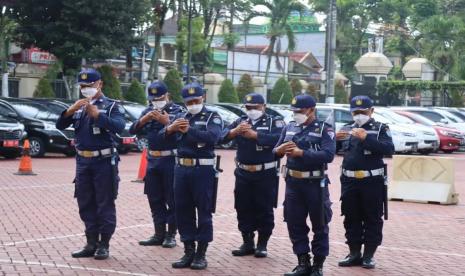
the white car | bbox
[317,106,419,153]
[392,107,465,133]
[375,108,439,154]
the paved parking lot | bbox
[1,150,465,275]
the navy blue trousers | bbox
[284,177,332,256]
[144,157,176,225]
[174,164,215,242]
[234,168,277,236]
[340,175,384,246]
[75,155,119,235]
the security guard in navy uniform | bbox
[160,83,223,270]
[56,69,125,260]
[336,95,394,269]
[274,95,335,276]
[221,93,284,258]
[129,81,183,248]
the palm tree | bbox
[252,0,306,84]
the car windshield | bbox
[10,102,59,120]
[316,108,332,121]
[267,105,293,121]
[399,112,435,126]
[206,105,238,123]
[124,104,146,120]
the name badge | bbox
[256,145,263,151]
[93,126,101,135]
[197,143,206,148]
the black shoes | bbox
[139,223,166,246]
[254,234,270,258]
[232,232,255,256]
[190,242,208,270]
[172,241,196,268]
[362,245,377,269]
[71,232,98,258]
[162,223,177,248]
[338,244,362,267]
[284,253,312,276]
[310,256,325,276]
[94,233,111,260]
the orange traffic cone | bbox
[14,139,37,176]
[132,148,147,183]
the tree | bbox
[175,17,206,74]
[218,79,239,103]
[252,0,306,84]
[270,77,293,104]
[163,69,183,103]
[98,65,122,100]
[124,79,146,105]
[33,77,55,98]
[307,83,320,101]
[334,83,349,104]
[237,74,254,101]
[290,79,303,96]
[13,0,149,97]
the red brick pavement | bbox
[1,151,465,275]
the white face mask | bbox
[293,112,308,125]
[246,109,263,121]
[186,104,203,115]
[81,87,98,98]
[151,100,167,110]
[353,114,370,126]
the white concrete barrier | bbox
[389,155,459,205]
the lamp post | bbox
[325,0,336,104]
[186,0,193,84]
[1,5,8,97]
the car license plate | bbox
[3,140,19,147]
[412,143,418,151]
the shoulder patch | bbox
[275,120,285,128]
[326,127,335,140]
[213,117,222,124]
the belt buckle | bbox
[183,158,194,166]
[292,170,303,178]
[248,165,257,172]
[354,170,365,179]
[151,151,161,157]
[82,151,94,158]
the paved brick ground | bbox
[1,150,465,275]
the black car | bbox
[0,112,26,159]
[119,101,147,152]
[41,98,139,154]
[0,97,75,157]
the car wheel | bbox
[443,150,454,154]
[29,137,46,157]
[418,149,432,155]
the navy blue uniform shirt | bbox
[129,102,184,154]
[56,96,125,151]
[338,118,394,171]
[221,114,284,164]
[160,106,223,159]
[274,120,336,171]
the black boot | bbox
[94,233,111,260]
[162,223,177,248]
[254,234,270,258]
[232,232,255,256]
[172,241,195,268]
[71,232,98,258]
[310,256,325,276]
[338,243,362,267]
[139,223,166,246]
[362,244,377,269]
[284,253,312,276]
[191,242,208,270]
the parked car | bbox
[266,104,293,123]
[0,97,75,157]
[394,110,465,153]
[435,107,465,122]
[118,101,147,152]
[216,103,246,117]
[392,106,465,133]
[318,105,419,154]
[0,113,26,159]
[375,108,439,154]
